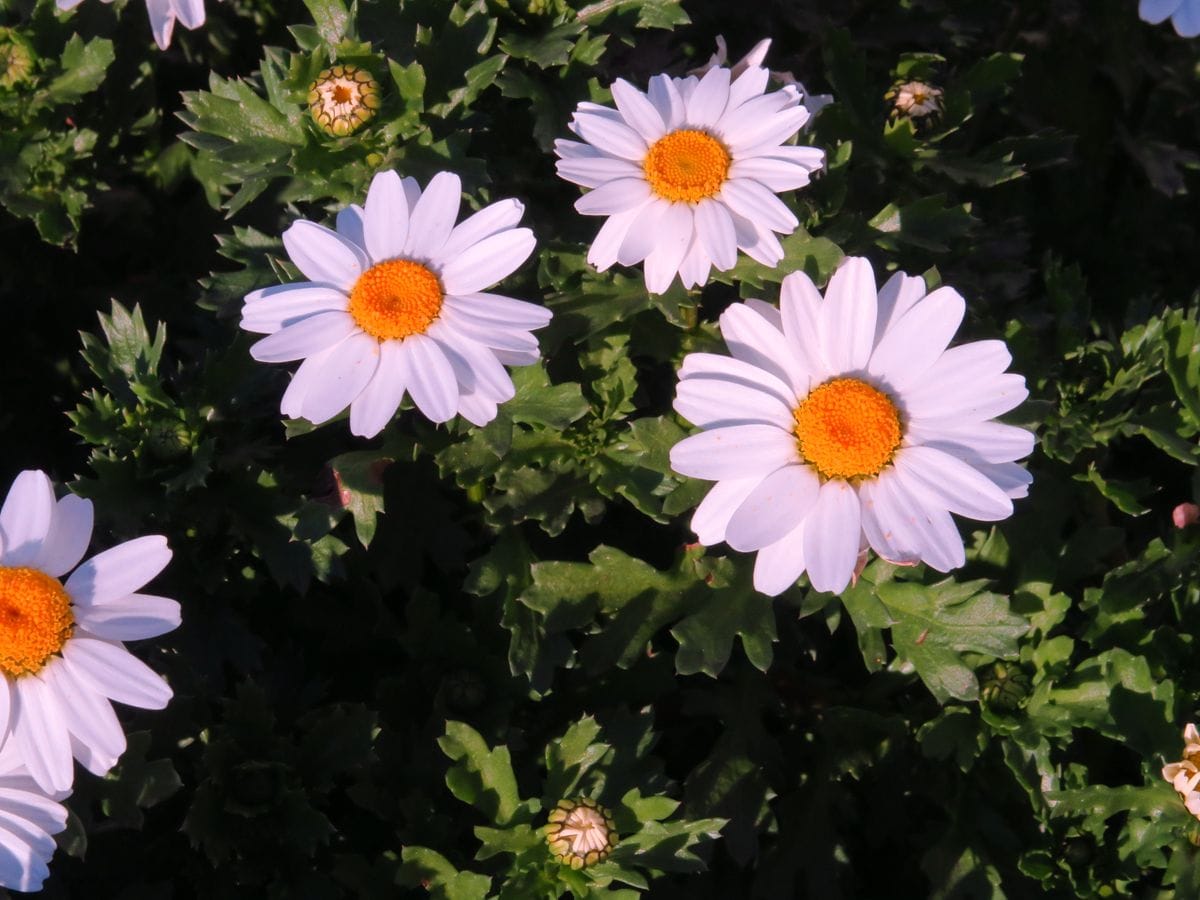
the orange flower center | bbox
[348,259,444,341]
[0,566,74,677]
[643,129,731,203]
[793,378,902,480]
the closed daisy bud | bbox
[1173,502,1200,528]
[544,798,618,869]
[308,64,381,137]
[890,80,943,119]
[1164,724,1200,819]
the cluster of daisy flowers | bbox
[0,471,179,891]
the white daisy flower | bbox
[1163,723,1200,819]
[242,170,550,435]
[0,470,179,794]
[554,60,825,294]
[0,742,68,893]
[891,81,943,118]
[669,257,1033,596]
[1139,0,1200,36]
[55,0,210,50]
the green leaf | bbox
[327,449,394,547]
[438,722,522,826]
[506,364,589,429]
[43,35,114,105]
[302,0,350,45]
[397,847,492,900]
[671,558,777,677]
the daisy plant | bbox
[670,256,1033,595]
[555,51,825,293]
[0,469,179,794]
[242,169,550,435]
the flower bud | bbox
[889,80,943,118]
[308,64,381,137]
[544,798,617,869]
[1173,502,1200,529]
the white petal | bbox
[575,178,652,216]
[753,519,808,596]
[905,339,1011,396]
[873,271,926,342]
[571,112,648,161]
[670,424,798,481]
[62,637,172,710]
[820,257,878,372]
[647,74,686,131]
[0,681,9,747]
[873,473,964,571]
[678,352,796,407]
[802,480,862,594]
[349,341,407,438]
[732,213,784,266]
[694,200,738,271]
[335,204,365,246]
[972,462,1033,499]
[906,420,1035,464]
[280,344,340,418]
[642,203,693,294]
[690,477,761,546]
[240,284,348,335]
[893,446,1013,522]
[557,155,644,189]
[0,785,66,836]
[905,372,1028,424]
[145,0,176,48]
[282,221,368,291]
[363,170,411,263]
[718,179,798,234]
[1141,0,1181,22]
[617,199,670,266]
[1172,2,1200,34]
[440,199,525,260]
[719,302,809,394]
[440,228,536,295]
[248,311,358,363]
[780,271,832,382]
[398,334,458,423]
[65,535,171,607]
[686,66,731,126]
[725,464,820,551]
[0,471,55,568]
[677,235,712,288]
[457,391,499,427]
[858,473,920,565]
[587,206,642,271]
[171,0,204,29]
[726,63,769,109]
[716,92,795,145]
[404,172,462,260]
[725,105,808,153]
[673,376,794,429]
[40,663,124,776]
[443,293,552,331]
[438,314,539,353]
[727,157,814,192]
[73,593,181,641]
[298,332,380,424]
[12,677,73,793]
[611,78,666,142]
[867,285,965,390]
[434,329,515,404]
[32,495,93,579]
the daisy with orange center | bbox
[669,256,1034,596]
[241,170,551,435]
[0,469,180,796]
[1163,724,1200,819]
[555,40,825,294]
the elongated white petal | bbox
[41,662,125,776]
[363,170,411,263]
[642,203,693,294]
[1140,0,1182,23]
[557,156,644,189]
[440,199,525,260]
[74,593,181,641]
[349,341,407,438]
[241,284,348,334]
[171,0,205,30]
[587,205,643,271]
[647,73,686,131]
[298,332,380,425]
[674,377,794,429]
[686,66,731,126]
[893,446,1013,522]
[802,480,861,594]
[31,494,92,580]
[405,172,462,259]
[906,420,1035,464]
[719,178,798,233]
[874,271,927,342]
[719,302,809,393]
[678,352,796,407]
[617,200,671,266]
[779,271,831,382]
[726,464,820,551]
[694,200,738,271]
[753,519,808,596]
[571,113,647,161]
[670,424,797,481]
[576,178,652,217]
[66,535,171,607]
[443,293,552,331]
[883,475,965,572]
[282,221,367,291]
[690,477,762,546]
[867,285,965,390]
[431,325,515,403]
[249,311,358,363]
[145,0,176,48]
[0,471,55,568]
[821,257,877,372]
[440,229,536,295]
[611,78,666,142]
[397,334,458,423]
[336,204,365,246]
[62,637,172,710]
[12,677,73,793]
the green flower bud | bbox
[0,28,37,90]
[308,64,381,137]
[544,798,617,869]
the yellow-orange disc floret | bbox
[348,259,444,342]
[643,129,731,203]
[794,378,903,481]
[0,566,74,677]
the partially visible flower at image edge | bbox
[1138,0,1200,37]
[0,469,179,794]
[55,0,212,49]
[555,43,825,294]
[0,741,68,893]
[669,256,1033,596]
[1163,723,1200,819]
[242,169,550,435]
[544,798,618,869]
